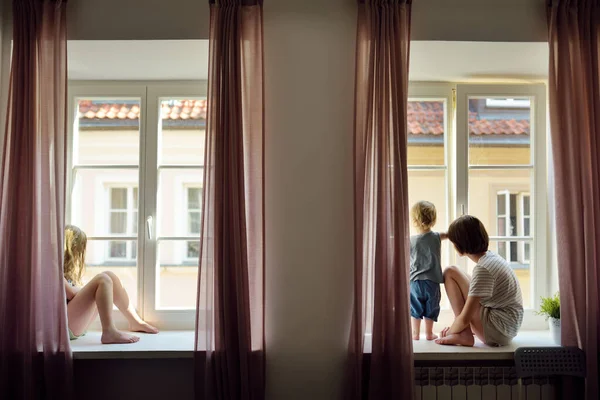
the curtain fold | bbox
[0,1,71,399]
[195,0,265,399]
[345,1,414,399]
[547,1,600,399]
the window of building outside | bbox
[496,191,531,265]
[108,186,138,261]
[185,187,202,261]
[68,83,206,328]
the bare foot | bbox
[101,328,140,344]
[129,321,159,334]
[412,333,420,340]
[426,333,439,340]
[435,330,474,347]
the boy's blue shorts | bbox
[410,280,441,321]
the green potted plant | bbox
[536,292,560,344]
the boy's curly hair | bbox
[411,201,437,231]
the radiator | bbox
[414,367,557,400]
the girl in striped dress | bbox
[435,215,523,347]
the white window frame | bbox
[106,185,138,262]
[456,83,548,330]
[67,81,207,330]
[398,83,548,331]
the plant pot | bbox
[549,317,561,344]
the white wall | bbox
[66,0,547,42]
[412,0,546,42]
[67,0,210,40]
[264,1,355,399]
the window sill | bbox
[71,330,557,361]
[71,331,195,360]
[366,330,557,361]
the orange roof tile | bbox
[407,102,529,136]
[78,100,529,136]
[78,99,208,122]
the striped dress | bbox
[468,251,524,339]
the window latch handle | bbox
[146,216,153,240]
[461,204,465,216]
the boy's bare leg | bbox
[424,318,438,340]
[411,318,421,340]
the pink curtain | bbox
[548,1,600,399]
[345,0,414,398]
[0,1,71,399]
[195,0,265,399]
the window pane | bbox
[468,169,532,235]
[468,97,531,166]
[109,241,127,258]
[110,188,127,209]
[510,241,518,261]
[407,100,445,166]
[110,212,127,234]
[497,218,506,236]
[188,212,201,235]
[158,168,203,237]
[408,169,448,234]
[497,193,506,215]
[510,194,517,218]
[467,240,532,308]
[524,243,531,261]
[75,98,141,165]
[187,241,200,259]
[157,240,199,309]
[188,188,202,210]
[407,169,451,288]
[71,168,139,237]
[523,195,530,215]
[159,99,207,165]
[498,241,507,259]
[83,239,137,307]
[133,211,138,235]
[524,218,531,236]
[133,187,139,206]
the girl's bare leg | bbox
[102,271,158,334]
[67,273,140,344]
[436,266,485,346]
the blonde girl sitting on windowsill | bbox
[64,225,159,344]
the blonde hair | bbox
[411,201,437,231]
[64,225,87,286]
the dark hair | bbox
[447,215,489,255]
